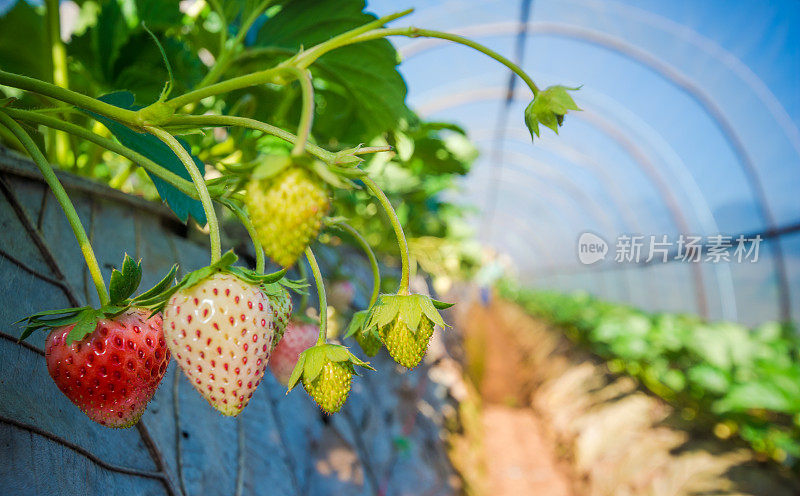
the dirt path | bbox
[461,299,574,496]
[481,405,572,496]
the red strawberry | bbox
[163,273,273,416]
[45,308,170,428]
[269,320,318,386]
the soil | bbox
[461,297,574,496]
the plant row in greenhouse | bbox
[499,282,800,469]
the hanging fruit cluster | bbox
[2,2,577,425]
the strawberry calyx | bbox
[134,250,288,314]
[524,85,581,139]
[363,293,451,337]
[362,294,453,367]
[16,254,178,344]
[343,309,370,339]
[285,343,373,393]
[249,153,357,190]
[344,309,382,357]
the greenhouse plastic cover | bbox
[369,0,800,327]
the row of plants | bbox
[499,281,800,470]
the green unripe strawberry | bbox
[344,309,381,357]
[380,315,434,368]
[285,343,373,415]
[363,293,451,370]
[302,360,352,414]
[245,166,329,267]
[354,327,382,357]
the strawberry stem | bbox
[287,67,314,157]
[0,111,110,305]
[4,108,198,198]
[165,114,336,164]
[304,246,327,346]
[296,26,539,98]
[193,0,277,90]
[297,258,310,312]
[362,177,410,295]
[45,0,72,167]
[166,66,291,110]
[0,70,141,124]
[229,201,265,274]
[146,126,222,264]
[337,222,380,307]
[289,9,414,69]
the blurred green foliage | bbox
[0,0,479,275]
[500,281,800,470]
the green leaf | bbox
[401,296,423,332]
[303,346,326,384]
[251,155,292,180]
[95,0,130,82]
[134,264,178,302]
[65,309,102,345]
[419,296,448,328]
[286,353,306,392]
[278,277,310,294]
[80,91,207,224]
[14,306,90,325]
[109,254,143,304]
[0,1,49,81]
[524,85,580,139]
[431,298,455,310]
[224,265,287,285]
[134,0,184,30]
[344,309,368,339]
[310,161,354,189]
[325,344,352,362]
[688,365,730,395]
[254,0,410,141]
[714,382,798,414]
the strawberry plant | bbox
[0,0,577,425]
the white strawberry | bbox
[163,272,273,416]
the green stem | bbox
[45,0,72,167]
[298,257,309,312]
[297,27,539,97]
[0,70,141,123]
[0,111,109,305]
[109,163,133,189]
[165,114,335,163]
[167,66,289,109]
[289,9,413,68]
[337,222,380,307]
[4,108,199,198]
[287,68,314,156]
[196,0,275,90]
[304,246,327,345]
[362,176,409,295]
[206,0,228,49]
[227,200,265,274]
[146,126,222,263]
